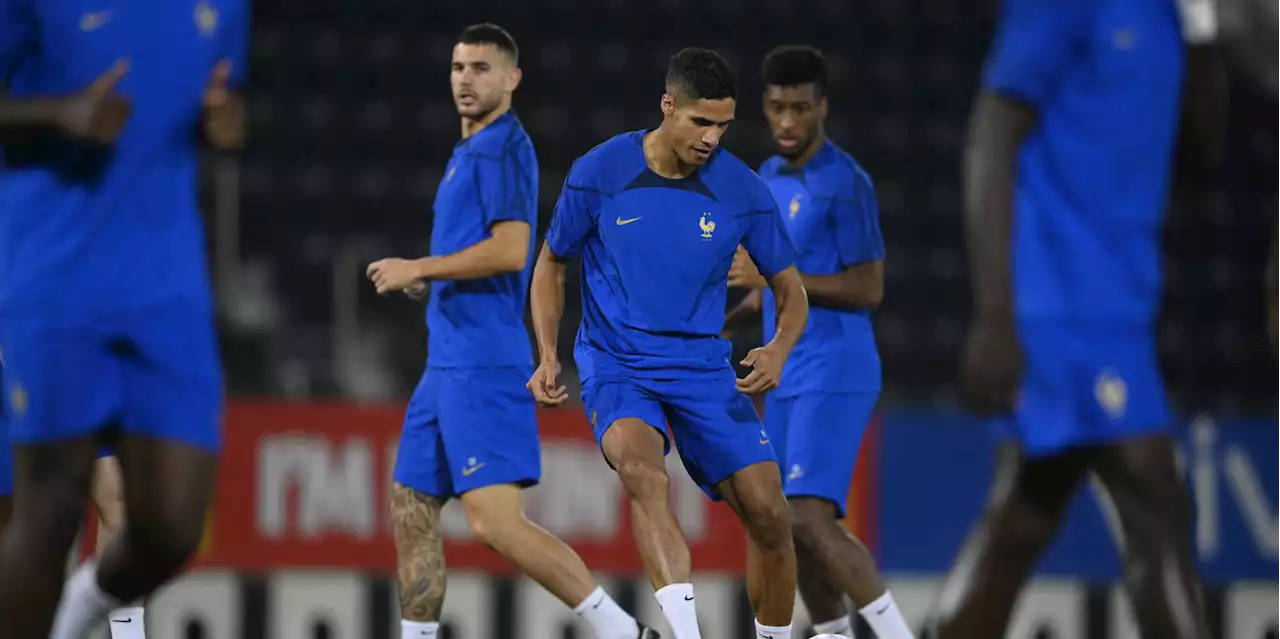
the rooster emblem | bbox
[699,213,716,240]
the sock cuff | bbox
[813,616,853,634]
[109,606,145,620]
[654,582,694,598]
[754,620,793,637]
[858,590,895,614]
[572,586,607,614]
[400,619,440,635]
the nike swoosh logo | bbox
[875,602,891,614]
[616,216,642,226]
[461,463,485,476]
[759,438,769,445]
[684,595,694,601]
[591,594,605,609]
[112,618,132,623]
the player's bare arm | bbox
[0,60,132,143]
[527,242,569,406]
[390,483,448,622]
[738,264,807,394]
[202,60,246,151]
[961,91,1035,416]
[730,244,882,309]
[366,220,530,294]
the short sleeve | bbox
[545,158,599,259]
[740,179,796,279]
[833,171,886,268]
[981,0,1084,106]
[477,144,536,228]
[0,0,35,86]
[217,0,250,87]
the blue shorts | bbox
[765,391,877,518]
[0,367,112,497]
[993,325,1170,456]
[0,307,223,452]
[392,366,541,499]
[582,369,776,501]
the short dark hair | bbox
[457,23,519,63]
[665,48,737,101]
[761,46,828,97]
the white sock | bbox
[858,591,916,638]
[574,586,640,639]
[108,606,146,639]
[754,619,792,638]
[654,583,701,639]
[51,561,123,639]
[813,615,854,637]
[400,619,439,638]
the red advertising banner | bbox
[85,401,878,575]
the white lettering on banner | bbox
[1191,417,1220,557]
[1091,417,1278,563]
[1223,449,1279,559]
[1008,580,1084,638]
[1225,582,1280,638]
[257,436,376,539]
[269,572,368,639]
[524,444,622,538]
[147,571,241,639]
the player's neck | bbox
[643,127,697,179]
[784,131,827,170]
[460,101,512,139]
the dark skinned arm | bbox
[800,260,884,310]
[415,221,530,281]
[966,91,1037,318]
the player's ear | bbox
[506,66,523,93]
[661,93,676,118]
[819,95,829,119]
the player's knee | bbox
[744,497,792,553]
[981,496,1061,552]
[615,458,669,503]
[787,498,839,550]
[126,507,205,568]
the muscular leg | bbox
[929,443,1090,639]
[92,455,147,638]
[52,436,217,639]
[790,497,882,612]
[1092,434,1210,639]
[390,483,448,623]
[0,437,99,639]
[603,418,699,638]
[459,483,643,639]
[603,418,693,588]
[717,461,795,629]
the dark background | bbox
[212,0,1278,417]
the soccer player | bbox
[0,0,247,635]
[925,0,1212,637]
[722,46,913,639]
[528,48,808,639]
[364,24,656,639]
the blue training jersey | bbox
[984,0,1184,327]
[759,141,884,395]
[426,112,538,369]
[546,131,797,381]
[0,0,249,320]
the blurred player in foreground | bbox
[926,0,1216,637]
[365,24,656,639]
[723,46,912,639]
[0,0,247,635]
[0,386,137,638]
[528,48,808,639]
